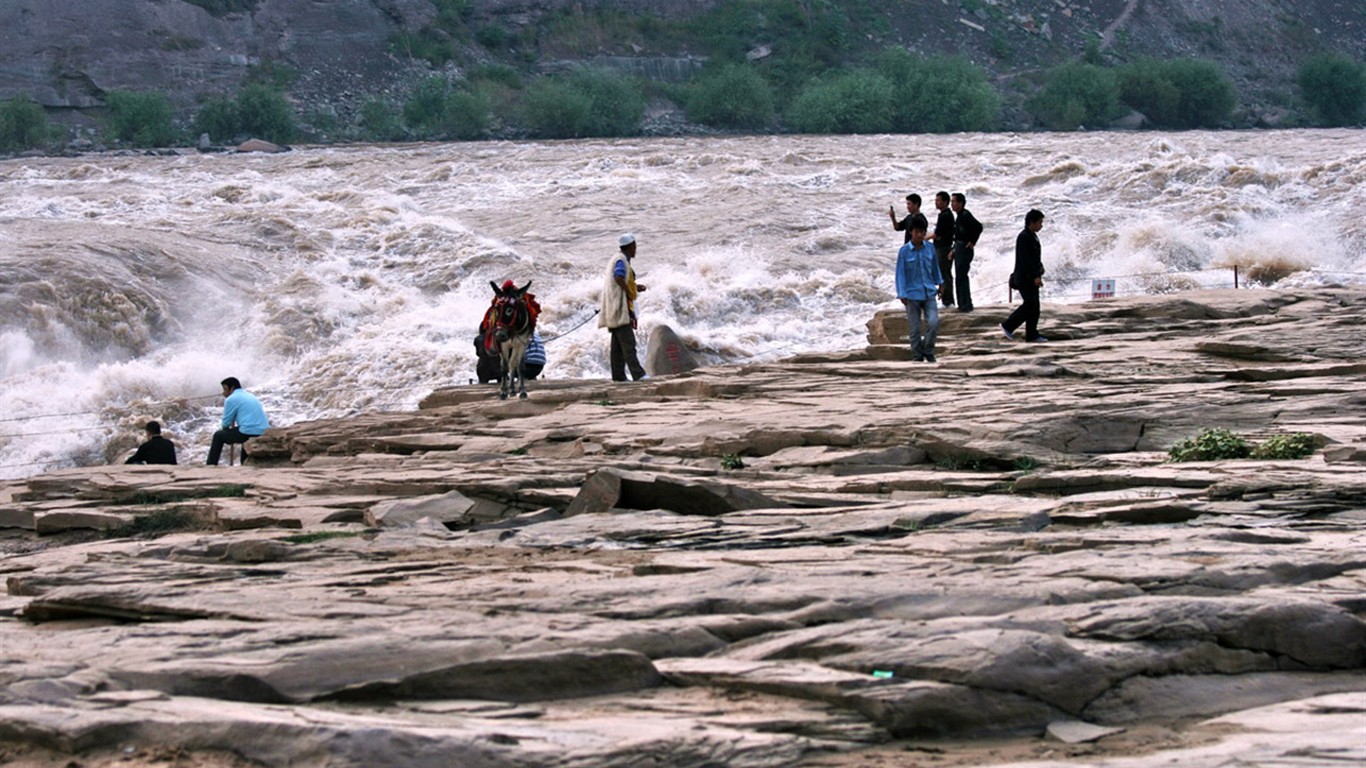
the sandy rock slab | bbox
[2,288,1366,766]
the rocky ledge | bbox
[2,287,1365,767]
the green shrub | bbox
[1167,428,1250,462]
[1250,433,1316,460]
[475,24,509,50]
[105,90,177,147]
[521,68,644,139]
[403,77,491,140]
[0,96,51,152]
[191,84,296,144]
[234,83,296,142]
[1297,54,1366,126]
[686,63,775,129]
[390,30,455,67]
[720,453,746,470]
[1116,59,1181,125]
[787,69,893,134]
[184,0,258,17]
[522,79,594,138]
[359,98,405,141]
[1028,62,1121,130]
[110,508,217,538]
[1117,58,1235,128]
[875,50,998,133]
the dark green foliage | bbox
[281,530,362,544]
[403,77,490,140]
[1028,62,1121,130]
[246,60,299,91]
[1250,433,1317,460]
[522,80,593,139]
[104,90,177,147]
[875,50,998,133]
[1116,58,1235,128]
[109,508,217,538]
[787,69,893,134]
[475,24,510,50]
[234,84,296,142]
[183,0,258,17]
[687,0,854,97]
[522,68,644,139]
[190,95,238,142]
[390,29,458,67]
[125,484,249,505]
[0,96,51,152]
[685,64,775,129]
[1297,54,1366,126]
[720,453,746,470]
[192,84,296,144]
[360,99,405,141]
[1167,429,1250,462]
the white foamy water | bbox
[1,130,1363,477]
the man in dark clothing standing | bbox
[889,193,925,244]
[1002,209,1048,343]
[125,421,177,465]
[950,192,982,312]
[930,191,956,307]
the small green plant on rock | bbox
[1167,428,1250,462]
[1250,432,1316,460]
[109,508,216,539]
[720,453,746,470]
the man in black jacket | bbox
[125,421,177,465]
[950,193,982,312]
[931,191,957,307]
[1002,209,1047,343]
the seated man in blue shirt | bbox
[522,330,546,379]
[207,377,270,465]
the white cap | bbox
[619,233,636,246]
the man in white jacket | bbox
[599,233,648,381]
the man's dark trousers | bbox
[609,325,646,381]
[207,426,259,465]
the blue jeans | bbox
[904,298,939,359]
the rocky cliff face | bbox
[2,287,1365,767]
[1,0,1362,134]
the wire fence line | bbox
[3,266,1363,472]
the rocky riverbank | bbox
[2,287,1365,767]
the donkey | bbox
[486,280,538,400]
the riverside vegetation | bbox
[0,0,1363,152]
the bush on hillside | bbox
[1298,54,1366,126]
[875,49,999,133]
[685,64,775,130]
[1117,58,1235,128]
[521,68,644,139]
[105,90,177,147]
[689,0,852,97]
[403,76,492,140]
[183,0,258,17]
[786,69,893,134]
[359,99,405,141]
[234,84,296,142]
[1028,62,1121,130]
[0,96,51,152]
[191,84,296,144]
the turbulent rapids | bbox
[1,129,1363,477]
